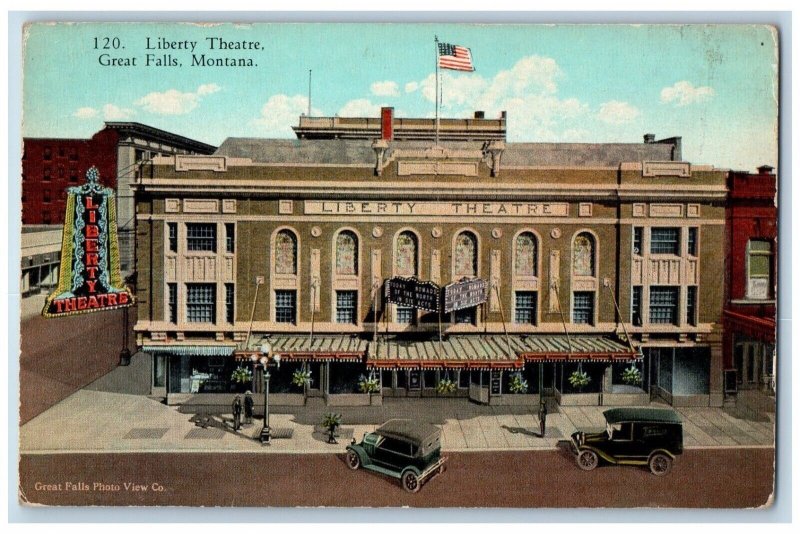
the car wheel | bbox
[577,450,599,471]
[346,450,361,470]
[648,453,672,476]
[401,471,421,493]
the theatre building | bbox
[133,111,728,408]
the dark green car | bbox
[570,407,684,476]
[346,419,447,492]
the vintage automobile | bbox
[346,419,447,492]
[570,407,683,476]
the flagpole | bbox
[434,36,439,147]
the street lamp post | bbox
[258,341,280,444]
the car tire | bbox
[346,450,361,470]
[401,471,421,493]
[577,450,599,471]
[648,453,672,476]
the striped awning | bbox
[369,335,521,370]
[235,335,369,362]
[511,335,637,362]
[142,344,237,357]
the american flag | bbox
[437,42,474,72]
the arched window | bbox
[395,231,418,277]
[454,231,478,278]
[335,231,358,275]
[573,232,595,277]
[275,229,297,275]
[515,232,538,277]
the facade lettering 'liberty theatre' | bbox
[134,112,728,408]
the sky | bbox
[21,23,778,171]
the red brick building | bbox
[22,122,216,272]
[723,165,777,396]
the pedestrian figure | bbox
[244,391,254,425]
[232,395,243,431]
[538,401,548,438]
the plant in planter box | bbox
[622,365,642,386]
[231,366,253,384]
[291,367,313,389]
[321,412,342,444]
[358,373,381,394]
[568,370,591,393]
[508,372,529,394]
[436,378,457,394]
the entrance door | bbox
[468,370,489,404]
[306,362,323,397]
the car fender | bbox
[346,445,371,466]
[400,466,422,479]
[648,449,676,461]
[577,445,617,464]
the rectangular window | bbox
[167,283,177,324]
[336,290,357,324]
[69,148,78,161]
[650,227,680,255]
[225,283,235,324]
[572,292,595,325]
[43,189,51,203]
[186,283,216,323]
[633,227,643,256]
[186,223,216,252]
[225,223,235,253]
[649,286,679,325]
[686,286,697,326]
[275,290,296,324]
[167,223,178,253]
[514,291,537,325]
[454,307,476,325]
[43,147,52,161]
[43,168,51,182]
[747,239,773,299]
[631,286,642,326]
[69,170,78,183]
[687,227,698,256]
[396,307,415,324]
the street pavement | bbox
[19,354,775,455]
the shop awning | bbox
[368,335,522,370]
[723,310,776,344]
[236,335,368,362]
[512,335,638,363]
[142,344,237,357]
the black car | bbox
[346,419,447,492]
[570,407,683,476]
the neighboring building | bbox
[133,115,727,408]
[22,122,217,273]
[723,166,777,397]
[20,225,62,319]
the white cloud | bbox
[338,98,383,117]
[597,100,640,125]
[252,94,322,136]
[135,83,221,115]
[370,81,400,97]
[404,81,419,93]
[102,104,135,120]
[73,107,98,119]
[660,81,715,106]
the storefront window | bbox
[515,232,537,277]
[560,363,603,394]
[573,232,595,276]
[454,231,477,277]
[328,363,367,394]
[336,231,358,275]
[395,231,418,277]
[275,230,298,275]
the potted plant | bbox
[622,365,643,386]
[568,370,591,393]
[508,372,529,394]
[436,377,457,395]
[321,412,342,444]
[358,373,381,394]
[291,367,313,390]
[231,366,253,385]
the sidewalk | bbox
[20,391,775,455]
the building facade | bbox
[22,122,216,273]
[133,121,728,408]
[723,166,777,396]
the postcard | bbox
[17,21,778,508]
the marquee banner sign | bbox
[443,278,488,313]
[42,167,135,317]
[384,277,441,312]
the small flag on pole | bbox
[437,42,475,72]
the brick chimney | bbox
[644,133,656,143]
[381,107,394,141]
[758,165,774,175]
[474,111,485,119]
